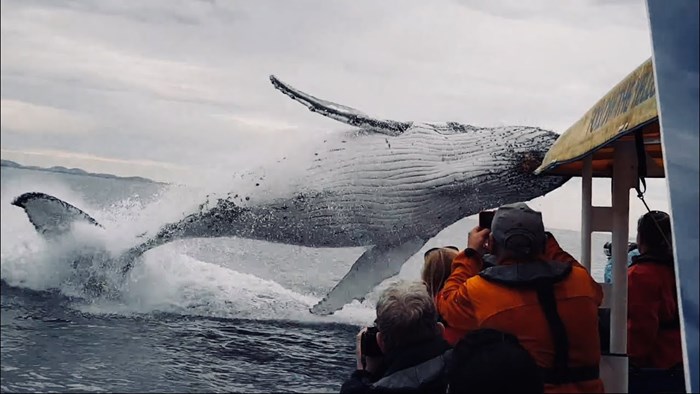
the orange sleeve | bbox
[436,249,482,331]
[544,232,583,268]
[627,264,661,366]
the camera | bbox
[361,326,383,357]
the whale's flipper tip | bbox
[11,192,103,237]
[308,237,428,316]
[309,304,333,316]
[309,294,358,316]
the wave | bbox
[0,174,376,326]
[73,249,374,325]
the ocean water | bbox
[0,167,611,392]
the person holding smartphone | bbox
[436,202,604,394]
[341,280,451,394]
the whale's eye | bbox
[519,152,544,174]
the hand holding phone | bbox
[467,225,491,255]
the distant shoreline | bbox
[0,159,167,185]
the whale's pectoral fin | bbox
[11,192,103,238]
[269,75,413,136]
[310,237,428,315]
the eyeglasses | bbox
[424,246,459,258]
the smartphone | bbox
[361,326,383,357]
[478,210,495,229]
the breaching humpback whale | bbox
[11,75,569,315]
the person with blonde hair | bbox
[422,246,467,345]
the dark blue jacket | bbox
[340,337,451,394]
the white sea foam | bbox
[0,170,377,325]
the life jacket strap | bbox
[536,283,570,374]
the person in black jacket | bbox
[340,280,451,393]
[447,328,544,394]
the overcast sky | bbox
[0,0,670,230]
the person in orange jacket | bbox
[422,246,467,345]
[436,202,604,393]
[627,210,685,393]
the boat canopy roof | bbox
[535,58,664,178]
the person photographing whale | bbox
[436,202,604,393]
[340,281,451,393]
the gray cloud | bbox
[455,0,649,29]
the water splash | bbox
[1,171,376,326]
